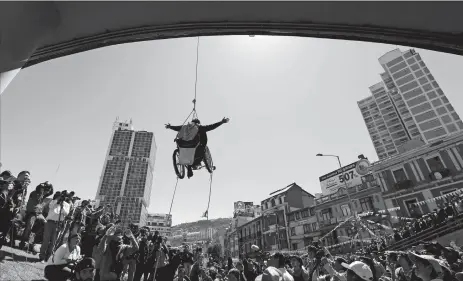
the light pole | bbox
[316,153,365,251]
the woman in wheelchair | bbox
[165,117,229,178]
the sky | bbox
[1,36,463,225]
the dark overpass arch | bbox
[1,1,463,73]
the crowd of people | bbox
[2,169,463,281]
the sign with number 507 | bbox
[319,160,370,195]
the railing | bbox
[387,215,463,251]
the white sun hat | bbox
[341,261,373,281]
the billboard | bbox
[319,159,370,195]
[233,201,255,217]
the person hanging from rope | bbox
[165,117,230,178]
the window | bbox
[452,112,461,121]
[295,212,300,220]
[288,214,295,222]
[340,204,351,216]
[301,209,309,218]
[359,197,374,212]
[410,63,420,71]
[311,222,318,231]
[436,107,447,115]
[442,115,452,124]
[292,243,298,250]
[393,168,408,182]
[387,56,405,68]
[419,119,441,132]
[321,209,332,221]
[424,127,446,140]
[431,99,442,107]
[410,102,431,115]
[426,156,445,172]
[415,110,437,123]
[397,74,415,86]
[303,224,311,234]
[290,227,296,236]
[392,67,411,79]
[404,87,423,100]
[447,124,458,133]
[271,199,275,207]
[415,70,424,77]
[279,197,283,204]
[423,83,433,92]
[407,95,426,107]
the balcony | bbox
[393,179,414,191]
[429,168,451,181]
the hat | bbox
[0,174,16,184]
[75,257,95,272]
[341,261,373,281]
[408,252,449,273]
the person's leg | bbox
[20,212,36,249]
[39,221,53,261]
[127,259,136,281]
[46,221,59,260]
[134,263,144,281]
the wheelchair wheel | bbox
[204,146,215,173]
[173,149,185,179]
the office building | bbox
[95,118,157,226]
[146,213,172,237]
[359,49,463,160]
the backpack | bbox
[176,123,199,142]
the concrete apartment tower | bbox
[358,49,463,160]
[95,118,157,226]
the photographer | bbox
[44,233,82,281]
[134,227,151,281]
[147,234,169,281]
[20,181,53,251]
[0,175,16,260]
[40,190,72,262]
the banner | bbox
[319,159,371,195]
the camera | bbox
[56,189,76,204]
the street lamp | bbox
[316,153,365,250]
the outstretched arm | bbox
[203,117,229,132]
[165,124,182,132]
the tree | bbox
[207,243,222,258]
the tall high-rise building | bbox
[359,49,463,160]
[95,118,156,226]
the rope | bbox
[168,178,179,217]
[193,36,200,116]
[205,173,214,221]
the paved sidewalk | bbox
[0,246,46,281]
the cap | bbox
[75,257,95,272]
[341,261,373,281]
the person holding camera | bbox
[44,233,82,281]
[40,190,72,262]
[0,175,16,260]
[20,181,54,251]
